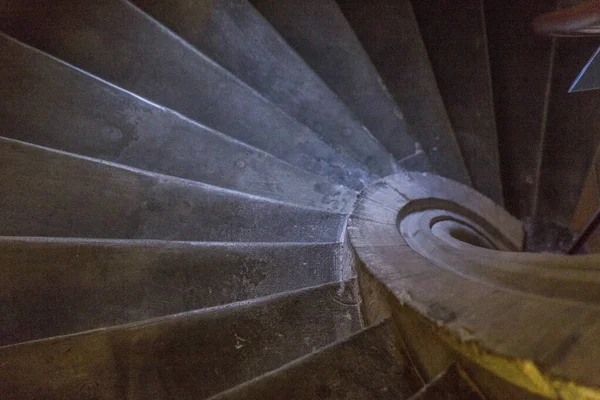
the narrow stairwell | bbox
[2,0,600,399]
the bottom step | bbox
[211,320,422,400]
[0,238,344,346]
[0,281,361,399]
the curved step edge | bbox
[350,172,600,398]
[0,137,348,242]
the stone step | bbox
[407,365,484,400]
[0,33,355,214]
[410,0,503,205]
[249,0,442,176]
[0,0,372,189]
[0,281,362,400]
[0,237,347,346]
[0,137,346,242]
[335,0,473,185]
[210,320,422,400]
[129,0,398,177]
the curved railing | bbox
[349,172,600,399]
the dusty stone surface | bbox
[0,282,362,399]
[210,321,422,400]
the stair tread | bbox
[250,0,436,175]
[334,0,472,186]
[410,0,503,205]
[130,0,398,177]
[0,281,362,400]
[0,137,346,242]
[0,238,346,346]
[0,33,356,214]
[210,320,422,400]
[0,0,372,189]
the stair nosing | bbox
[1,136,354,215]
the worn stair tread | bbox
[410,0,503,205]
[210,320,422,400]
[0,0,372,189]
[130,0,398,177]
[0,33,356,214]
[408,365,484,400]
[0,281,362,400]
[0,237,348,346]
[334,0,472,186]
[0,137,346,242]
[249,0,435,175]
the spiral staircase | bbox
[1,0,600,398]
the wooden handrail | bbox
[533,0,600,36]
